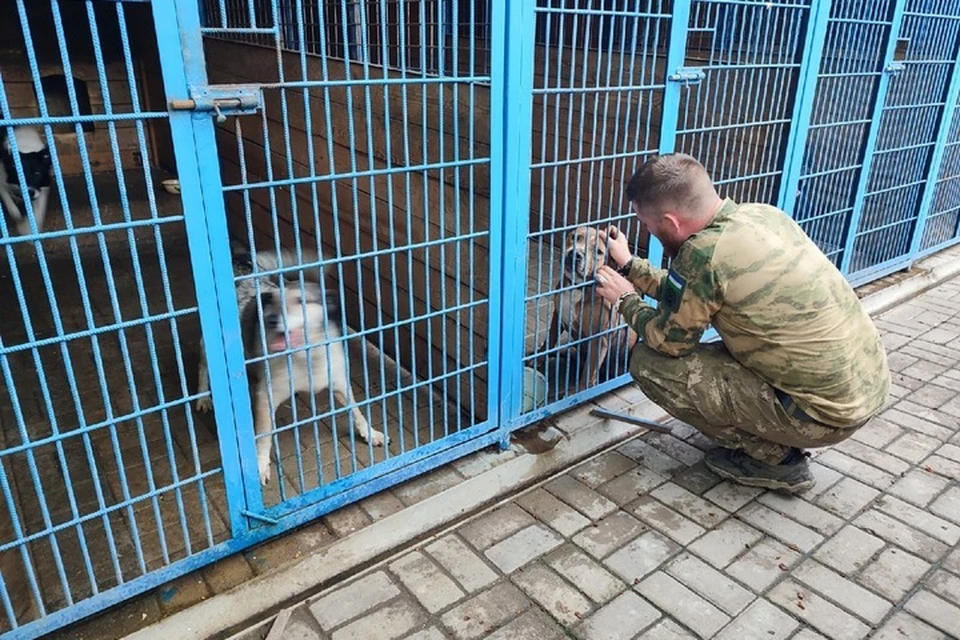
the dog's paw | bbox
[195,397,214,413]
[258,462,271,486]
[366,429,386,447]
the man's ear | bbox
[662,211,683,235]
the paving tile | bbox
[702,482,764,513]
[874,495,960,545]
[834,440,911,476]
[649,483,727,528]
[929,486,960,525]
[438,582,531,640]
[157,574,211,617]
[804,462,845,498]
[869,611,948,640]
[713,599,798,640]
[927,569,960,608]
[309,571,400,630]
[670,462,722,495]
[792,560,891,625]
[573,591,661,640]
[516,488,592,537]
[686,518,764,568]
[628,495,707,545]
[938,443,960,463]
[635,618,696,639]
[858,547,931,601]
[812,477,879,519]
[854,509,949,562]
[617,440,688,477]
[883,405,955,441]
[813,525,885,576]
[812,450,895,490]
[403,627,450,640]
[737,503,824,552]
[725,537,802,592]
[904,590,960,637]
[756,493,844,536]
[425,535,499,593]
[322,504,372,537]
[483,608,564,640]
[923,454,960,480]
[545,544,625,604]
[767,579,870,640]
[389,551,466,614]
[944,546,960,574]
[603,531,681,584]
[885,431,944,463]
[512,563,593,626]
[665,553,754,616]
[484,524,564,574]
[887,469,951,508]
[635,572,730,638]
[458,504,536,551]
[331,598,425,640]
[643,433,706,467]
[571,511,648,560]
[571,451,638,488]
[360,491,406,521]
[905,383,957,410]
[597,466,670,505]
[271,609,326,640]
[545,475,619,521]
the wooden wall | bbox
[203,38,492,421]
[0,3,174,178]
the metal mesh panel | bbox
[197,0,496,511]
[521,0,672,411]
[674,0,813,205]
[851,1,960,277]
[0,2,227,633]
[921,89,960,252]
[792,0,895,265]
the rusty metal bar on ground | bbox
[590,407,674,434]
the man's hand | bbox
[599,225,632,269]
[595,265,637,306]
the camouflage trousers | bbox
[629,342,861,465]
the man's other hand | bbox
[595,265,636,306]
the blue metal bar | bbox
[838,0,909,276]
[908,29,960,257]
[779,0,834,216]
[492,0,535,441]
[158,0,253,533]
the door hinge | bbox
[169,85,261,123]
[668,67,706,86]
[884,61,906,76]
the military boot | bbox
[704,447,814,494]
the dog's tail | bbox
[252,247,328,283]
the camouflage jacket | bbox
[618,198,891,427]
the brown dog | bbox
[533,226,639,389]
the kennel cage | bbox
[2,0,960,638]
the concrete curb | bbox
[859,248,960,317]
[124,400,669,640]
[123,246,960,640]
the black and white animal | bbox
[195,245,385,486]
[0,126,52,236]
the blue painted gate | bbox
[2,0,960,638]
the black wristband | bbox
[616,259,632,278]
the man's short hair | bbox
[624,153,713,217]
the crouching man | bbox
[596,153,890,494]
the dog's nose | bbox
[265,313,280,331]
[564,250,582,271]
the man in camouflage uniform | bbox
[595,153,890,493]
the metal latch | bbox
[170,85,261,123]
[668,67,706,86]
[884,61,906,76]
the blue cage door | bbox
[169,0,508,526]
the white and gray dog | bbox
[195,245,384,486]
[0,126,52,236]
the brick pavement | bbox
[230,276,960,640]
